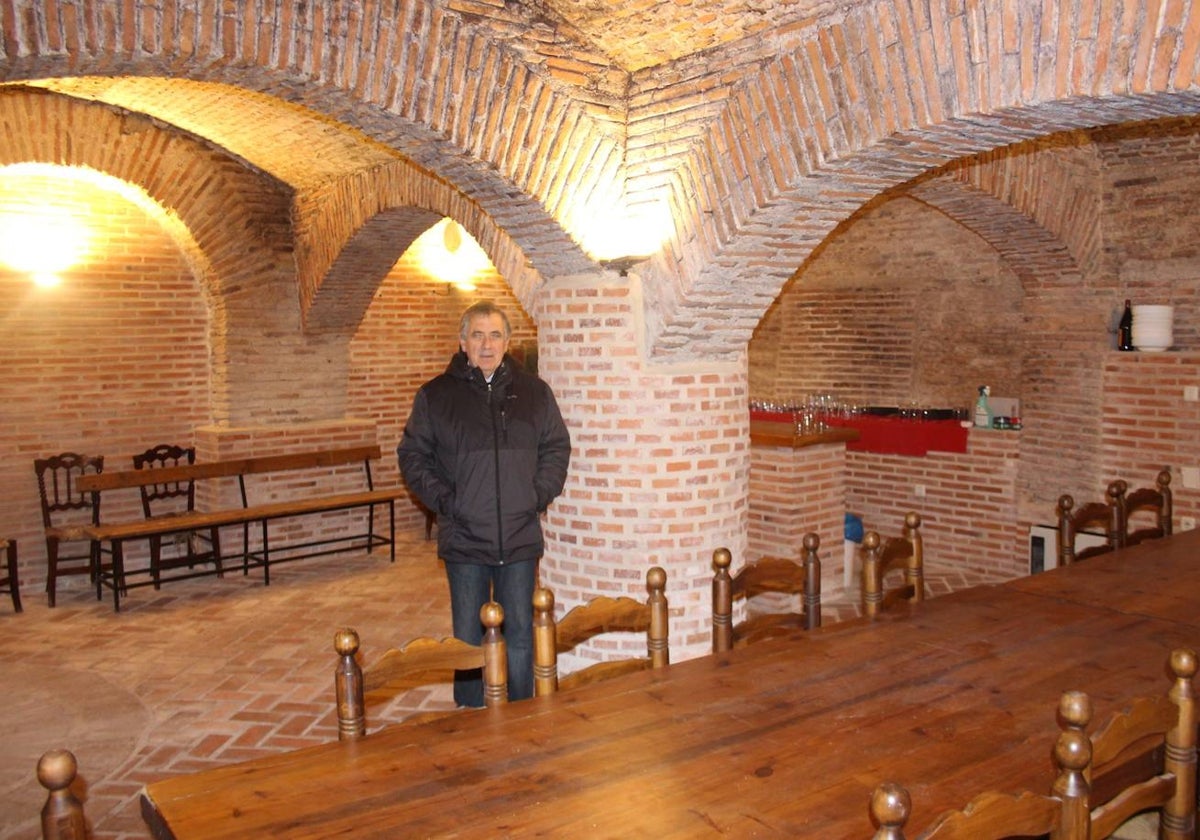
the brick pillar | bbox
[536,273,748,662]
[749,440,850,598]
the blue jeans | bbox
[443,558,537,706]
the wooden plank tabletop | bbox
[1006,529,1200,627]
[141,532,1200,839]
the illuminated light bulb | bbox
[0,212,91,275]
[443,219,462,253]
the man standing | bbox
[398,301,571,705]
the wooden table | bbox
[141,531,1200,838]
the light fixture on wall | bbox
[583,199,670,275]
[0,209,91,287]
[418,218,485,293]
[599,255,651,277]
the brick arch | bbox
[639,0,1200,359]
[908,176,1105,512]
[0,86,296,423]
[0,2,610,311]
[300,163,549,333]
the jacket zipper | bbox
[489,381,504,563]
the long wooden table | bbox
[140,530,1200,838]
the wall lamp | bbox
[419,218,483,292]
[599,255,650,277]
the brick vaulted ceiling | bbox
[4,0,1200,358]
[531,0,843,72]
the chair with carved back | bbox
[333,601,506,740]
[868,693,1093,839]
[532,566,668,696]
[861,512,924,619]
[132,444,223,588]
[711,533,821,654]
[34,452,105,607]
[1119,468,1173,547]
[38,748,88,840]
[1055,481,1123,566]
[0,538,20,613]
[1084,646,1197,840]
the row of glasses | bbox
[752,394,866,434]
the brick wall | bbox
[845,430,1025,580]
[1101,353,1200,534]
[748,126,1200,583]
[0,172,211,585]
[753,196,1025,409]
[0,170,534,598]
[748,440,848,598]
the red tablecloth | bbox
[750,410,969,456]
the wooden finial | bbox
[39,749,87,840]
[869,781,910,839]
[712,549,734,654]
[801,533,822,629]
[334,628,365,741]
[480,601,508,707]
[533,587,558,696]
[646,567,669,668]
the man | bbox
[398,301,571,705]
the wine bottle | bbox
[1117,299,1134,351]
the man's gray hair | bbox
[459,301,512,340]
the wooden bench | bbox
[76,445,404,611]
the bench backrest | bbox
[76,445,383,493]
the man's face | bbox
[461,313,510,378]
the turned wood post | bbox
[1106,480,1127,548]
[532,587,558,695]
[869,781,909,839]
[903,512,923,605]
[1158,469,1174,537]
[861,531,882,618]
[1163,647,1197,840]
[480,601,508,707]
[38,749,87,840]
[711,548,733,654]
[1053,690,1093,840]
[801,532,821,629]
[334,628,366,740]
[646,566,669,669]
[1056,495,1077,566]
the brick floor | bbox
[0,532,1003,839]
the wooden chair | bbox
[34,452,105,607]
[38,748,87,840]
[1086,646,1197,840]
[532,566,669,696]
[1119,468,1172,546]
[861,512,924,619]
[1056,481,1122,566]
[711,533,821,654]
[132,444,223,587]
[333,601,506,740]
[868,698,1092,839]
[0,538,20,612]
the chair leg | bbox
[149,535,162,590]
[92,541,103,601]
[5,540,19,613]
[45,536,58,608]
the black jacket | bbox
[397,351,571,565]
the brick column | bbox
[749,440,850,598]
[536,272,748,662]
